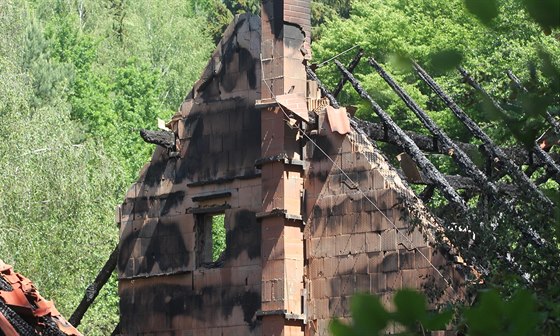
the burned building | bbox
[114,1,473,335]
[113,0,560,334]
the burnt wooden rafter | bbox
[306,64,554,278]
[369,58,497,194]
[307,61,558,179]
[370,58,547,249]
[334,59,469,212]
[307,64,543,200]
[506,70,560,136]
[506,70,560,183]
[332,48,364,98]
[459,67,560,188]
[533,145,560,183]
[306,65,340,109]
[395,169,518,194]
[306,62,557,206]
[352,118,559,168]
[333,62,536,277]
[69,245,118,327]
[419,66,555,211]
[370,59,546,244]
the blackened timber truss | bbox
[306,53,560,281]
[459,67,560,185]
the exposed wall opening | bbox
[196,213,226,267]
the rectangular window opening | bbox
[196,213,226,268]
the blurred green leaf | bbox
[422,309,453,331]
[506,290,539,336]
[330,319,356,336]
[464,0,499,25]
[479,94,504,122]
[393,289,427,329]
[351,293,389,334]
[388,53,413,73]
[430,49,464,73]
[464,290,504,335]
[522,0,560,33]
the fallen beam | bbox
[69,245,119,327]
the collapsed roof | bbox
[306,47,559,281]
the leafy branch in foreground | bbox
[330,289,543,336]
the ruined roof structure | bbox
[112,0,559,335]
[114,1,473,335]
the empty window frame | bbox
[196,213,226,267]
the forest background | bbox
[0,0,558,334]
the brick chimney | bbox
[260,0,311,98]
[258,1,311,335]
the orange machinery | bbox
[0,260,82,336]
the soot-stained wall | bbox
[116,4,469,334]
[116,14,265,335]
[303,111,468,336]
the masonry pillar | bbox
[257,0,311,335]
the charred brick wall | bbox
[116,14,265,335]
[116,1,469,334]
[303,112,467,335]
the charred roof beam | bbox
[334,60,540,275]
[313,62,536,277]
[332,48,364,98]
[353,118,559,168]
[368,58,497,196]
[306,65,340,109]
[459,67,560,189]
[69,245,118,328]
[371,58,548,250]
[506,70,560,136]
[396,170,517,194]
[335,59,468,212]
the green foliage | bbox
[312,0,559,141]
[0,32,124,336]
[464,290,540,336]
[1,0,213,333]
[330,289,541,336]
[24,0,213,183]
[311,0,351,38]
[211,214,226,262]
[464,0,499,25]
[21,19,71,108]
[196,0,353,42]
[193,0,235,43]
[123,0,213,107]
[465,0,560,34]
[330,290,453,335]
[223,0,260,15]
